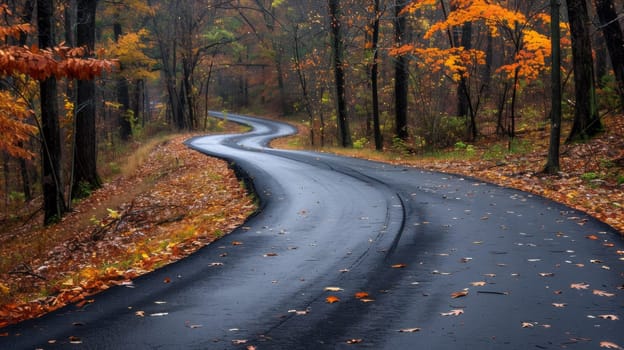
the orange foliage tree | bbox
[397,0,553,140]
[0,3,116,223]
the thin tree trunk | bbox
[72,0,101,199]
[328,0,352,147]
[545,0,562,174]
[394,0,409,141]
[496,82,509,135]
[293,24,316,146]
[38,0,66,224]
[371,0,382,151]
[115,22,133,140]
[18,145,31,201]
[509,67,519,141]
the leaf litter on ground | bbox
[0,133,256,327]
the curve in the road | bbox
[1,112,623,350]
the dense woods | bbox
[0,0,623,224]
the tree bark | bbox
[114,22,133,141]
[72,0,101,199]
[566,0,602,142]
[545,0,562,174]
[370,0,382,151]
[328,0,352,147]
[394,0,409,141]
[37,0,66,224]
[593,0,624,109]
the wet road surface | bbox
[2,113,623,349]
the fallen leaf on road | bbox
[483,273,496,278]
[359,298,375,303]
[552,303,566,308]
[163,277,171,284]
[232,339,247,345]
[539,272,554,277]
[288,309,309,315]
[600,341,623,349]
[598,315,619,321]
[398,328,421,333]
[440,309,463,316]
[355,292,369,299]
[150,312,168,317]
[346,338,363,344]
[470,281,486,286]
[232,241,243,246]
[593,290,615,297]
[68,336,82,344]
[571,282,590,290]
[451,290,469,298]
[326,296,340,304]
[135,311,145,317]
[586,234,599,240]
[521,322,535,328]
[392,263,407,268]
[324,286,344,292]
[264,252,278,257]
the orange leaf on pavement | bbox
[354,292,369,299]
[326,295,340,304]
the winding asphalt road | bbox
[2,113,623,349]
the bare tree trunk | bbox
[545,0,562,174]
[115,22,133,140]
[370,0,382,151]
[566,0,602,142]
[72,0,101,199]
[593,0,624,109]
[38,0,66,224]
[293,24,316,146]
[394,0,409,141]
[328,0,352,147]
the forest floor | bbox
[0,130,256,328]
[1,114,623,329]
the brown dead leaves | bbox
[0,134,255,326]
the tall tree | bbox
[72,0,101,199]
[37,0,66,224]
[593,0,624,109]
[369,0,383,151]
[114,20,133,140]
[394,0,409,141]
[328,0,352,147]
[566,0,602,142]
[545,0,562,174]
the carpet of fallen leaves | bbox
[274,115,624,234]
[0,135,255,327]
